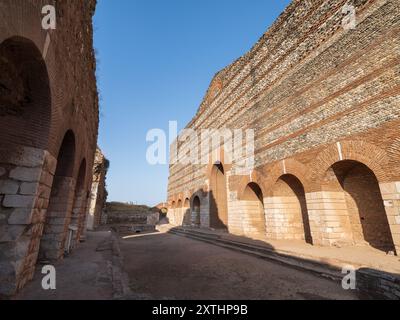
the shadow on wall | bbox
[172,189,228,231]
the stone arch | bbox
[39,130,77,261]
[209,162,228,229]
[0,36,54,296]
[239,182,266,239]
[320,159,395,253]
[267,174,313,244]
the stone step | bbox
[169,228,342,281]
[169,227,400,299]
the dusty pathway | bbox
[119,231,361,300]
[15,231,114,300]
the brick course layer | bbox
[0,0,98,297]
[167,0,400,255]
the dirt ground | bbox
[15,231,114,300]
[119,231,361,300]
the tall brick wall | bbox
[0,0,99,297]
[86,148,109,231]
[167,0,400,255]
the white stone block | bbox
[19,182,39,195]
[0,180,19,194]
[0,146,45,167]
[3,195,35,208]
[379,182,396,194]
[8,208,33,225]
[10,167,42,182]
[384,200,394,208]
[0,225,26,242]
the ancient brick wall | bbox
[167,0,400,255]
[0,0,99,297]
[86,148,108,231]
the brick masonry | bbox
[86,148,109,232]
[0,0,99,297]
[167,0,400,256]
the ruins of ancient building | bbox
[167,0,400,255]
[86,147,109,231]
[0,1,99,297]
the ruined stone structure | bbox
[86,147,109,231]
[167,0,400,256]
[0,1,99,296]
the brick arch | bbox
[191,194,202,227]
[0,36,52,151]
[311,140,389,187]
[75,158,87,192]
[0,3,61,156]
[208,161,229,229]
[269,173,313,244]
[183,198,190,207]
[39,129,78,261]
[53,130,76,178]
[387,137,400,180]
[264,159,311,196]
[236,169,269,201]
[190,189,207,203]
[205,147,232,179]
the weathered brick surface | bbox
[167,0,400,257]
[85,148,108,233]
[0,1,99,297]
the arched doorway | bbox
[183,198,191,226]
[209,163,228,229]
[39,130,76,261]
[325,160,394,252]
[70,159,87,250]
[177,199,183,226]
[192,196,201,227]
[271,174,312,244]
[241,183,266,238]
[170,201,176,225]
[0,36,52,295]
[0,37,51,148]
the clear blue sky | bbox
[94,0,291,206]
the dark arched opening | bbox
[209,163,228,229]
